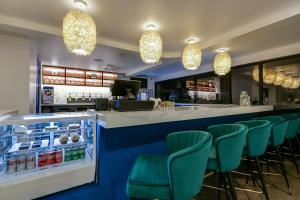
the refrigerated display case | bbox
[0,112,97,200]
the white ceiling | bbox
[0,0,299,79]
[0,0,300,54]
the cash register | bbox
[111,80,154,111]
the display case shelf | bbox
[0,113,96,199]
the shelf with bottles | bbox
[186,79,196,90]
[66,68,85,78]
[66,77,85,86]
[103,79,115,87]
[86,70,102,80]
[42,65,119,88]
[42,66,66,77]
[196,80,216,92]
[0,114,95,178]
[103,72,118,80]
[43,75,65,85]
[86,79,102,87]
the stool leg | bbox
[295,135,300,154]
[287,138,300,175]
[275,146,291,193]
[255,157,269,200]
[226,172,237,200]
[218,173,223,200]
[222,172,230,200]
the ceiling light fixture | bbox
[213,48,231,76]
[282,75,294,88]
[63,0,96,56]
[274,71,285,86]
[182,38,202,70]
[252,65,260,82]
[264,69,277,85]
[139,24,162,64]
[291,77,300,89]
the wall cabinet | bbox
[42,65,118,87]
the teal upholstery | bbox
[253,116,288,146]
[206,124,247,172]
[295,113,300,134]
[236,120,271,157]
[280,114,300,139]
[127,131,212,200]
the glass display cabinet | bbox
[0,112,97,199]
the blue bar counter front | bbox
[40,111,272,200]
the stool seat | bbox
[127,130,212,200]
[127,155,171,200]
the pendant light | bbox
[214,48,232,76]
[252,65,260,82]
[63,0,96,56]
[274,71,285,86]
[291,77,300,89]
[264,69,277,85]
[282,75,294,88]
[182,38,202,70]
[139,24,162,64]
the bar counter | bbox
[97,105,273,128]
[91,105,273,200]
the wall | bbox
[0,32,31,114]
[231,74,253,104]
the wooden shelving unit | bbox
[186,79,216,92]
[42,65,118,87]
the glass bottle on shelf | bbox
[67,93,72,102]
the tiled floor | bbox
[196,163,300,200]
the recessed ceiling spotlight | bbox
[142,22,160,30]
[184,37,200,44]
[215,47,229,53]
[74,0,87,9]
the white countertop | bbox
[96,105,273,128]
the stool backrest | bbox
[280,114,300,138]
[166,131,212,200]
[236,120,271,157]
[208,124,247,172]
[253,116,288,146]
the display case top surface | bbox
[0,112,96,125]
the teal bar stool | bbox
[126,131,212,200]
[280,113,300,175]
[253,116,290,192]
[206,124,247,200]
[236,120,272,200]
[294,113,300,153]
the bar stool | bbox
[205,124,247,200]
[253,116,291,192]
[126,130,212,200]
[294,113,300,153]
[280,113,300,175]
[236,120,272,200]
